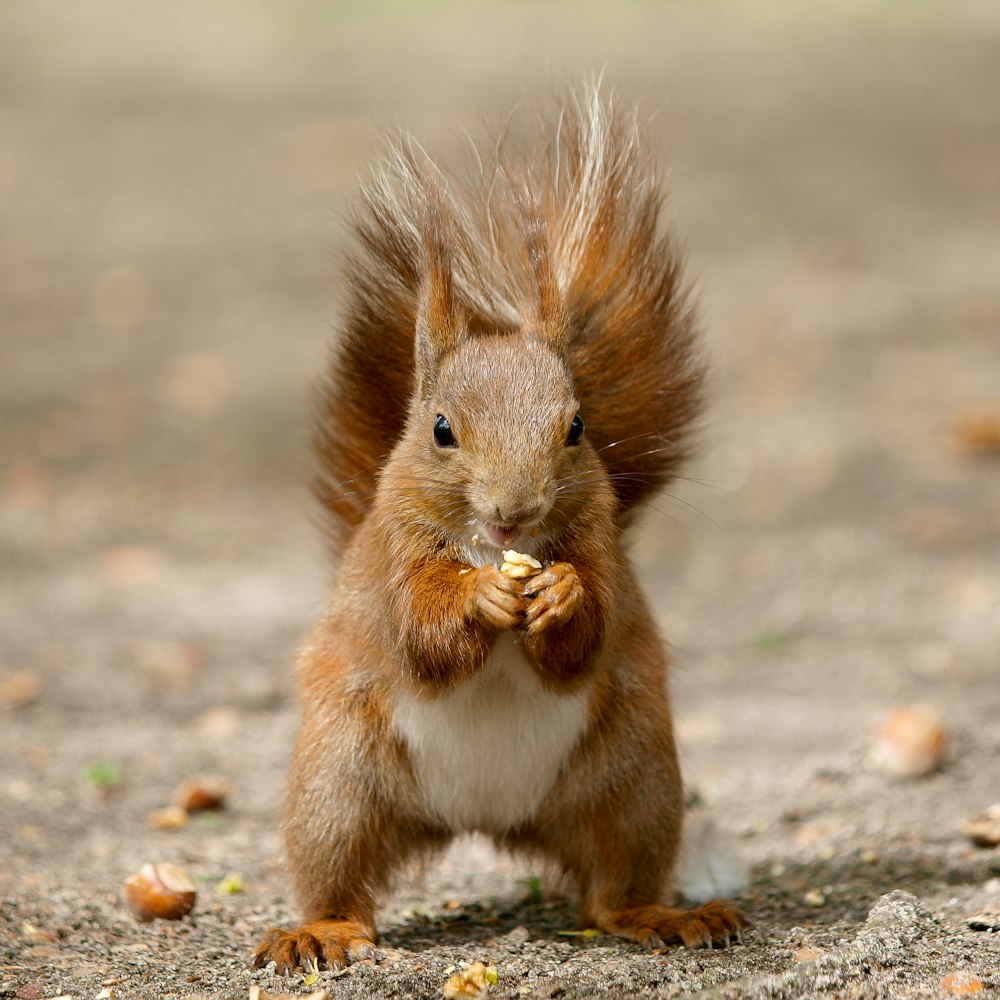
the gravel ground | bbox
[2,3,999,998]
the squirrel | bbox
[253,88,749,973]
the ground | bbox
[1,2,999,998]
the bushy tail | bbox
[314,88,703,555]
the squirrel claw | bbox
[253,920,375,975]
[602,899,750,952]
[465,564,526,631]
[522,562,583,635]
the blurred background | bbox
[2,0,999,965]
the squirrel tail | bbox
[314,87,703,556]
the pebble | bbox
[506,926,530,945]
[962,804,1000,848]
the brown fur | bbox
[255,89,746,974]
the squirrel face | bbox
[407,332,603,552]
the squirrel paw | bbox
[464,564,525,631]
[604,899,751,950]
[522,562,583,636]
[253,919,376,974]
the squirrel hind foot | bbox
[600,899,751,951]
[253,919,376,974]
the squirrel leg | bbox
[568,803,750,949]
[529,678,750,950]
[394,559,522,686]
[254,655,450,973]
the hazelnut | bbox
[123,862,196,922]
[871,706,946,778]
[172,776,227,813]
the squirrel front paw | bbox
[464,564,526,631]
[521,562,583,636]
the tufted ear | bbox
[512,181,567,354]
[415,183,464,400]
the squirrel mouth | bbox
[484,523,522,547]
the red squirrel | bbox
[254,88,749,973]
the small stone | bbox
[794,946,821,962]
[803,889,826,908]
[506,925,530,945]
[962,804,1000,848]
[967,907,1000,933]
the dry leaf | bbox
[148,806,188,830]
[442,961,498,999]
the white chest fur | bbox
[391,634,591,834]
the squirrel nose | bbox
[493,497,545,526]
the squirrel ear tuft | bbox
[415,182,464,399]
[512,180,567,354]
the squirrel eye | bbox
[566,412,585,447]
[433,414,457,448]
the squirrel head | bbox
[388,186,615,556]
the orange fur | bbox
[255,88,746,975]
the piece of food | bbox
[123,862,196,922]
[871,706,946,778]
[500,550,542,580]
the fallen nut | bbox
[939,970,986,994]
[954,407,1000,454]
[500,550,542,580]
[871,705,946,778]
[0,672,41,710]
[123,862,196,922]
[172,776,228,813]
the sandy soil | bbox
[2,2,999,998]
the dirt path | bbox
[2,3,999,998]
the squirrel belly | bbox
[390,632,591,834]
